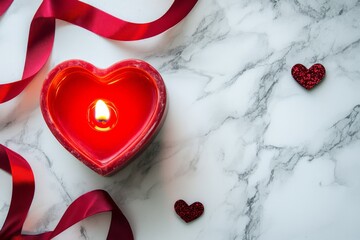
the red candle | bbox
[41,59,167,176]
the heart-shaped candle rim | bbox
[40,59,167,176]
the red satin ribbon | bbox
[0,0,12,16]
[0,144,134,240]
[0,0,198,103]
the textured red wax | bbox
[291,63,326,90]
[174,200,204,223]
[41,60,167,176]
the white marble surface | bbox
[1,0,360,239]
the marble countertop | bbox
[1,0,360,239]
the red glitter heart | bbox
[291,63,326,90]
[174,200,204,223]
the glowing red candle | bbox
[41,59,167,176]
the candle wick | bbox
[97,118,108,123]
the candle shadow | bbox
[106,133,166,201]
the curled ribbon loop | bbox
[0,145,134,240]
[0,0,198,103]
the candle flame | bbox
[95,100,110,122]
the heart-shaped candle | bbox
[41,59,167,176]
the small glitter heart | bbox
[291,63,326,90]
[174,200,204,223]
